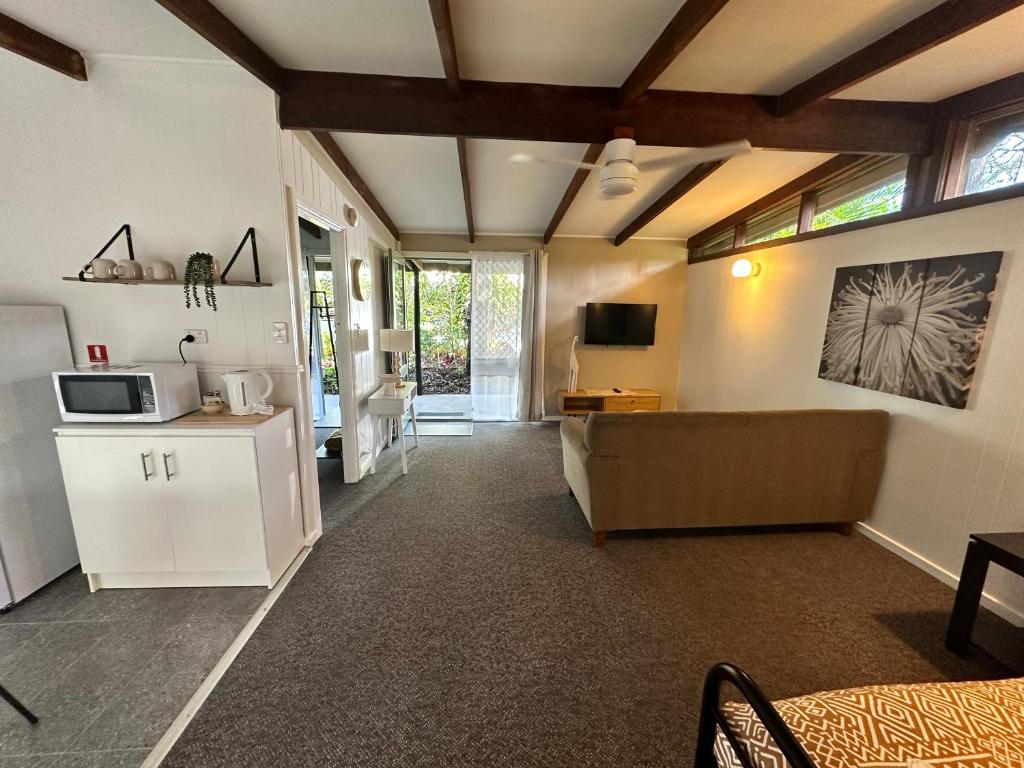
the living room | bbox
[2,1,1024,767]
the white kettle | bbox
[221,370,274,415]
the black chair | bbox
[0,684,38,725]
[694,663,814,768]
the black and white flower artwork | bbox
[819,252,1002,408]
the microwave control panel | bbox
[139,376,157,414]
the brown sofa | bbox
[560,409,889,547]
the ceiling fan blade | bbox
[508,153,602,171]
[636,140,752,172]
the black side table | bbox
[945,532,1024,656]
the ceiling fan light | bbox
[599,162,640,197]
[600,178,638,196]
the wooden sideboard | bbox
[558,388,661,415]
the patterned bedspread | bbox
[713,677,1024,768]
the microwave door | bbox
[58,375,143,415]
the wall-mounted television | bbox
[584,302,657,346]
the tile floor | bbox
[0,570,267,767]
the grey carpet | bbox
[163,423,1021,768]
[406,421,474,436]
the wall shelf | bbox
[62,277,272,287]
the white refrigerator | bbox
[0,305,80,609]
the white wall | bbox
[0,55,291,371]
[279,132,396,479]
[678,198,1024,622]
[0,54,328,532]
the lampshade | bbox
[379,328,414,353]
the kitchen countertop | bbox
[53,406,292,436]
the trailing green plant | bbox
[183,253,217,311]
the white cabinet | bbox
[55,435,176,574]
[55,409,304,590]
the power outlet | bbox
[185,329,208,344]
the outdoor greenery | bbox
[313,272,338,395]
[417,270,471,394]
[746,223,797,244]
[965,131,1024,194]
[812,179,906,230]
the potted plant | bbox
[183,252,218,311]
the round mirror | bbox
[351,258,372,301]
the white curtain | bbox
[522,249,547,421]
[469,251,546,422]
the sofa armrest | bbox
[560,415,587,453]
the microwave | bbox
[52,363,201,423]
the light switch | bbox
[272,322,289,344]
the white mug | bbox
[145,260,177,281]
[114,259,143,280]
[91,258,116,279]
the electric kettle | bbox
[221,370,274,415]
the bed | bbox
[697,664,1024,768]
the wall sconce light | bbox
[731,258,761,278]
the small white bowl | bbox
[200,403,224,415]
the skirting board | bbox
[856,522,1024,628]
[141,546,312,768]
[87,570,273,591]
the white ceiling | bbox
[213,0,443,76]
[5,0,1022,240]
[653,0,947,94]
[468,139,585,234]
[331,133,466,233]
[837,7,1024,101]
[0,0,226,59]
[452,0,680,86]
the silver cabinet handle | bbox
[140,452,154,481]
[162,452,175,481]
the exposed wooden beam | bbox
[687,154,869,247]
[542,143,604,244]
[155,0,286,91]
[311,131,400,241]
[618,0,730,108]
[0,12,86,81]
[427,0,461,99]
[775,0,1024,116]
[456,137,474,242]
[280,71,933,155]
[935,70,1024,118]
[614,161,723,246]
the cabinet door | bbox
[55,436,174,573]
[157,436,266,573]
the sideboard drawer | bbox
[605,396,660,412]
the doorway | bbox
[414,256,472,422]
[394,252,530,424]
[298,218,342,438]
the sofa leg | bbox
[592,531,605,549]
[838,522,854,537]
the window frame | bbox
[687,75,1024,265]
[943,102,1024,199]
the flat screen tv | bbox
[584,302,657,346]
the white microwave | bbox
[52,362,201,423]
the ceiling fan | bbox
[508,137,752,197]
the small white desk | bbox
[368,382,419,475]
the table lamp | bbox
[379,328,414,395]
